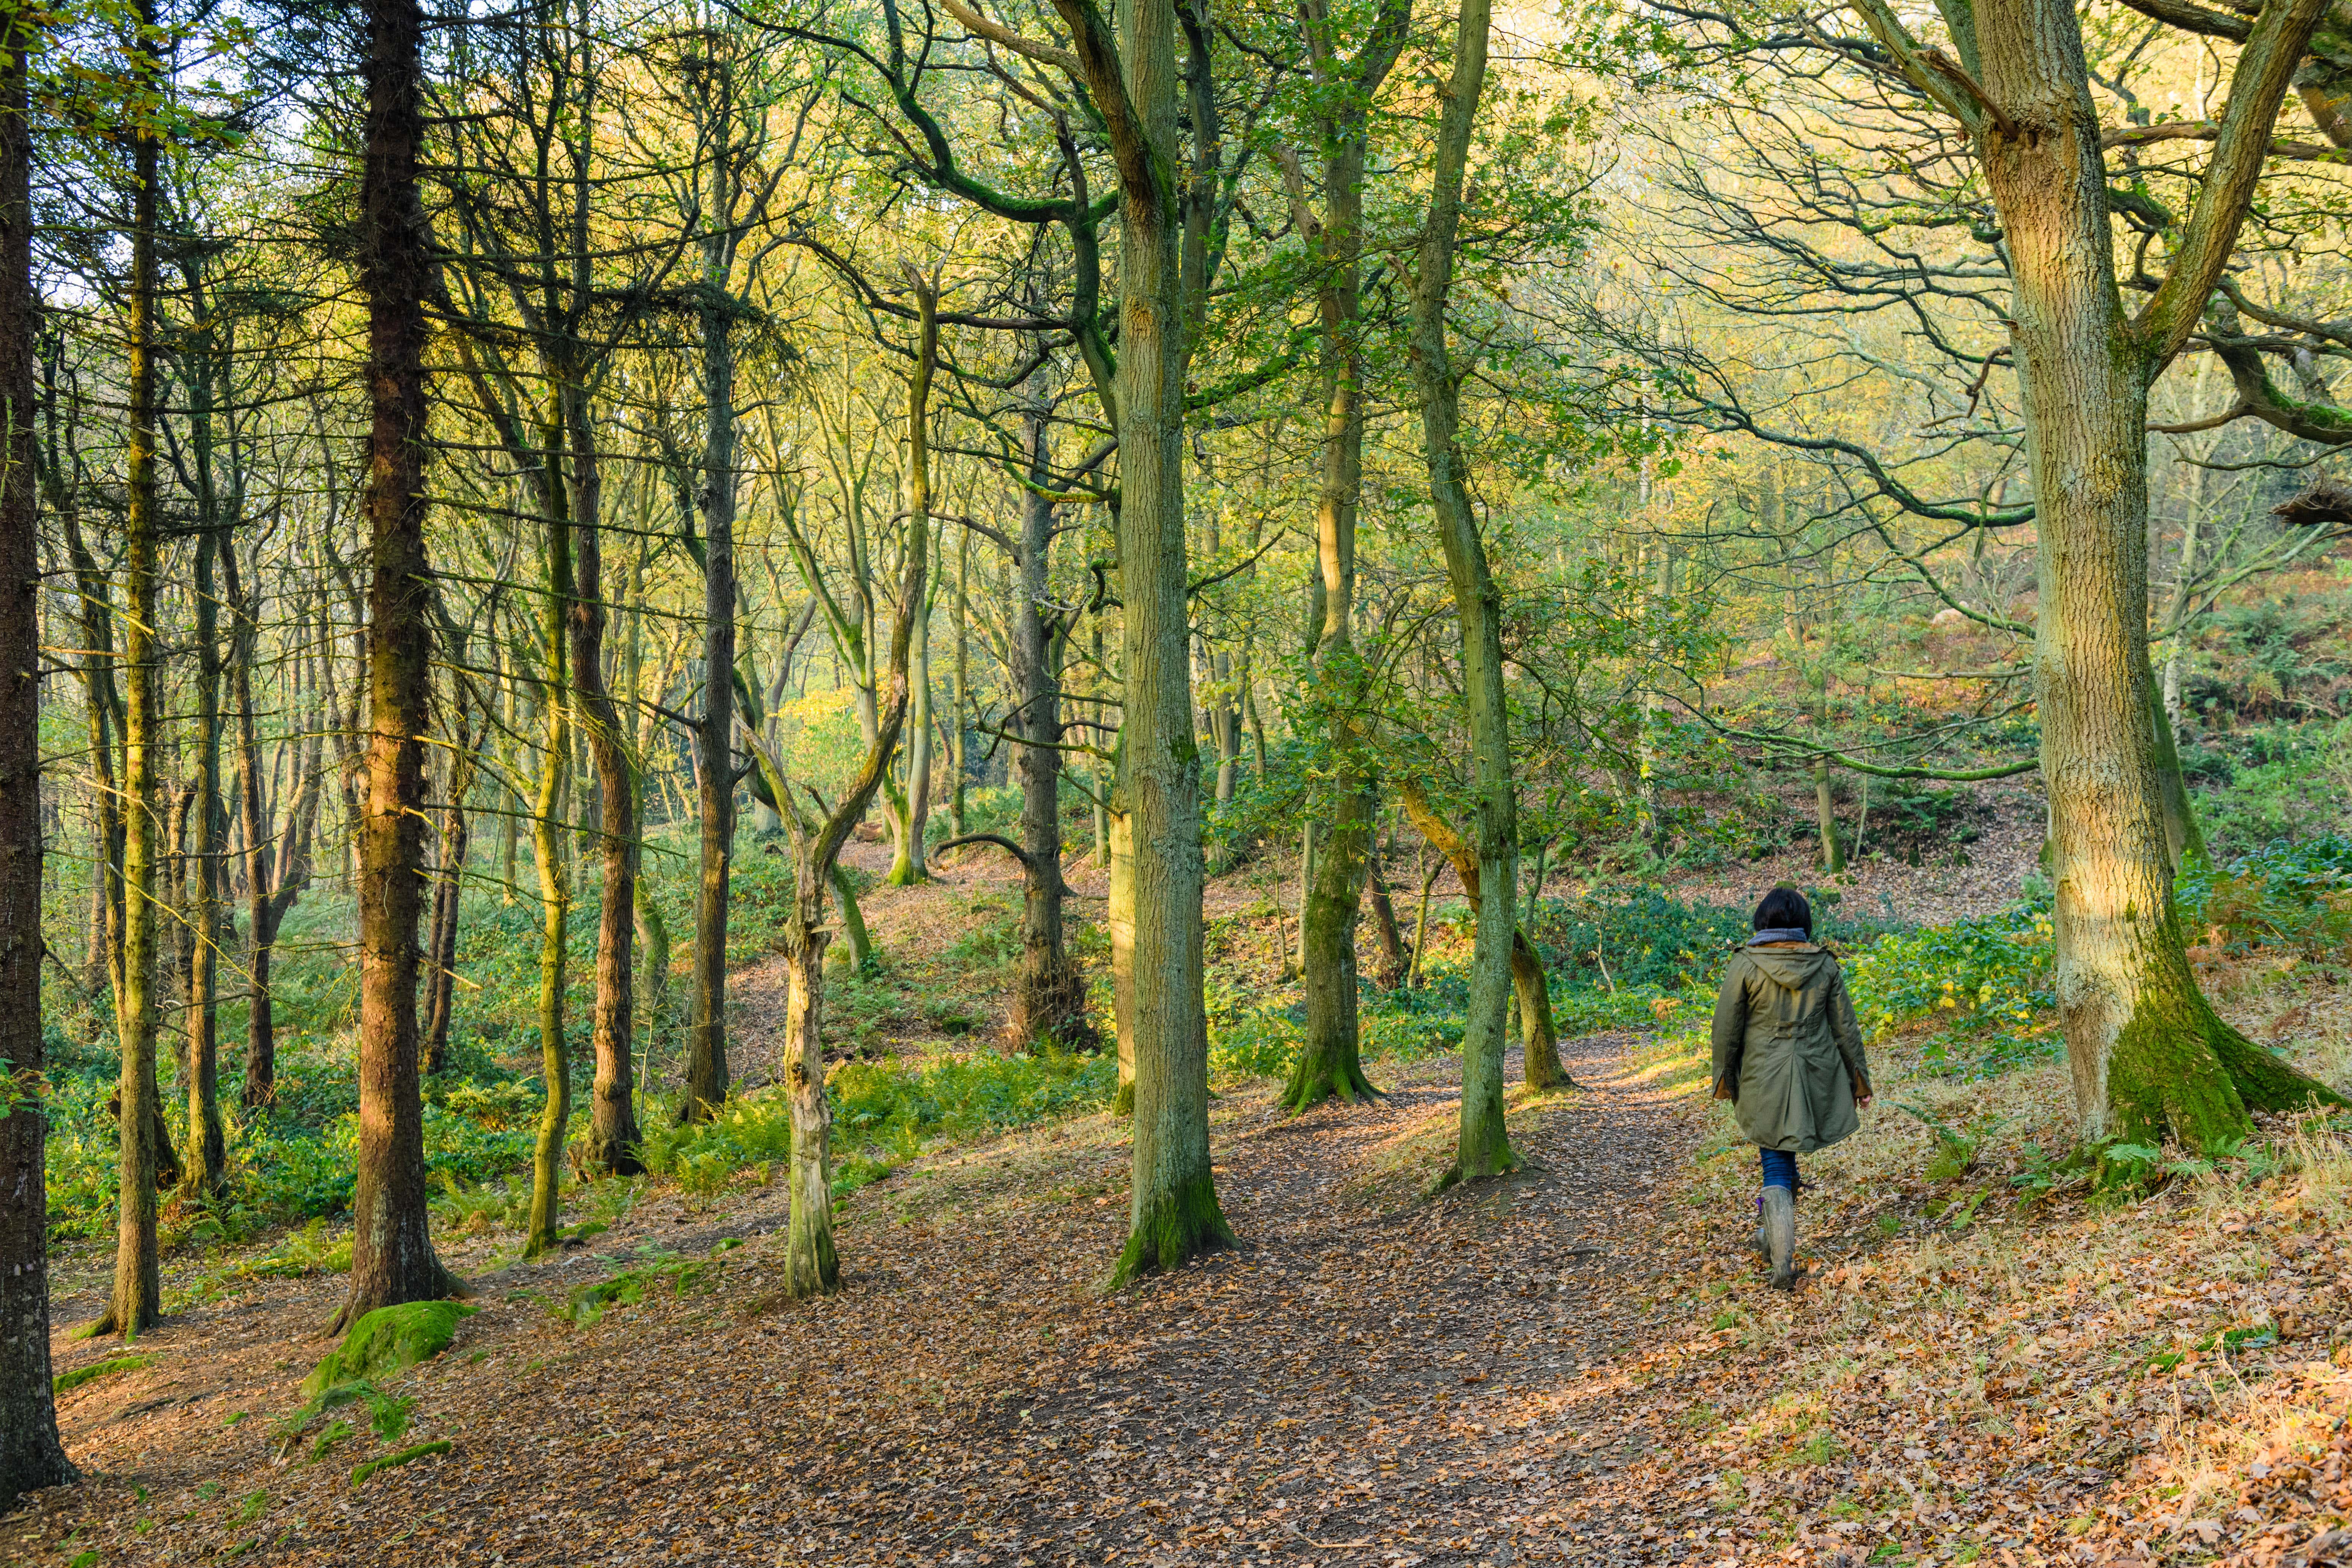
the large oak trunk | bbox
[1971,0,2339,1149]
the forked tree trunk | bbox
[1953,0,2338,1148]
[1399,785,1570,1093]
[757,282,939,1297]
[569,391,642,1176]
[0,10,76,1490]
[341,0,459,1327]
[1404,0,1522,1185]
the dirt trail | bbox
[6,1031,1816,1568]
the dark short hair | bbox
[1754,886,1812,934]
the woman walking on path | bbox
[1710,887,1873,1290]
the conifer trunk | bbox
[0,6,75,1489]
[341,0,457,1326]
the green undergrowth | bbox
[638,1045,1122,1203]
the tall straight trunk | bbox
[887,569,934,885]
[684,222,738,1122]
[1053,0,1231,1283]
[1404,0,1519,1180]
[496,643,519,903]
[101,46,164,1335]
[569,388,641,1176]
[341,0,457,1326]
[184,521,226,1196]
[0,5,76,1490]
[526,427,574,1254]
[421,733,471,1073]
[951,528,970,837]
[1952,0,2335,1148]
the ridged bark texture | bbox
[0,9,76,1489]
[1969,0,2338,1149]
[342,0,457,1326]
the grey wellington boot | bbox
[1763,1185,1799,1291]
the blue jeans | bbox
[1760,1148,1798,1193]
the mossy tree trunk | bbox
[102,41,164,1336]
[1404,0,1520,1185]
[526,414,575,1258]
[1399,786,1570,1095]
[1852,0,2338,1150]
[1051,0,1233,1280]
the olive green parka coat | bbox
[1709,942,1873,1154]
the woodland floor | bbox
[14,831,2352,1567]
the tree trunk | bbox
[569,390,642,1177]
[1366,856,1407,990]
[183,518,226,1197]
[527,416,575,1256]
[1404,0,1516,1185]
[1000,406,1090,1048]
[1812,754,1844,873]
[101,48,164,1336]
[1967,0,2337,1149]
[684,225,739,1123]
[421,684,474,1076]
[2147,677,2207,871]
[951,527,970,837]
[0,7,75,1486]
[778,923,836,1295]
[341,0,458,1327]
[887,572,934,885]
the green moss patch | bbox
[302,1301,476,1399]
[52,1353,152,1394]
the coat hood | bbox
[1741,944,1840,986]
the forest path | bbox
[9,1031,1812,1568]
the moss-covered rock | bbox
[302,1301,477,1399]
